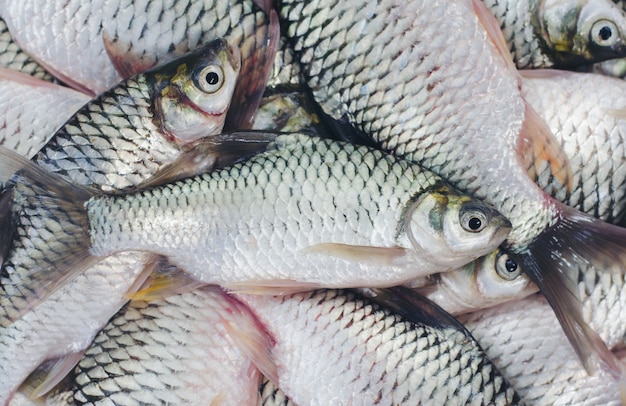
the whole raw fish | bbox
[482,0,626,68]
[0,17,54,81]
[1,133,511,295]
[0,39,242,404]
[0,69,90,159]
[0,0,279,130]
[278,0,626,373]
[236,288,521,405]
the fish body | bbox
[237,289,521,405]
[278,0,626,373]
[0,17,54,81]
[0,68,90,159]
[62,285,264,405]
[483,0,626,68]
[0,39,240,404]
[80,134,511,290]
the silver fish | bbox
[236,288,521,405]
[0,17,54,81]
[482,0,626,69]
[0,39,242,404]
[0,0,279,130]
[1,133,511,296]
[278,0,626,373]
[0,68,90,159]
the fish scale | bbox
[0,18,54,81]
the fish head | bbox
[151,38,241,145]
[404,185,512,269]
[412,249,538,315]
[539,0,626,67]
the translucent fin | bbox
[303,243,409,266]
[518,102,573,191]
[605,107,626,121]
[471,0,518,79]
[0,147,99,326]
[26,60,96,97]
[126,258,207,302]
[0,188,14,266]
[513,199,626,377]
[224,9,280,130]
[19,351,85,399]
[135,131,278,189]
[519,68,568,80]
[224,280,320,296]
[0,67,68,90]
[220,293,278,385]
[358,286,472,336]
[102,30,155,79]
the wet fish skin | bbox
[63,285,264,405]
[460,294,623,405]
[0,39,240,404]
[0,17,54,81]
[0,68,90,159]
[238,288,521,405]
[483,0,626,69]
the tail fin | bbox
[511,200,626,378]
[0,147,99,326]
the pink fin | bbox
[519,69,570,80]
[518,102,573,191]
[102,30,155,79]
[224,9,280,130]
[219,293,279,386]
[0,67,73,91]
[471,0,519,80]
[304,243,409,266]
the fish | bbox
[520,69,626,224]
[0,39,247,404]
[258,377,296,406]
[0,17,54,81]
[0,68,90,159]
[482,0,626,69]
[0,0,279,130]
[235,288,521,405]
[411,248,538,315]
[460,294,626,405]
[0,133,511,297]
[40,283,268,405]
[277,0,626,374]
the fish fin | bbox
[125,259,207,302]
[225,280,320,296]
[24,61,96,97]
[515,199,626,377]
[0,146,98,326]
[0,67,69,91]
[604,107,626,121]
[224,9,280,130]
[303,243,410,266]
[358,287,473,336]
[0,188,15,266]
[519,68,569,80]
[19,351,85,399]
[102,30,155,79]
[471,0,518,79]
[518,102,573,192]
[252,0,274,15]
[135,131,277,189]
[220,293,279,385]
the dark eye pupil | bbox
[468,217,482,230]
[206,71,219,85]
[600,26,612,41]
[505,258,518,273]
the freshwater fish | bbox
[278,0,626,374]
[482,0,626,69]
[51,284,266,405]
[236,288,521,405]
[0,39,244,404]
[0,68,90,159]
[0,17,54,81]
[0,0,279,130]
[0,133,511,296]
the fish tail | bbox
[511,200,626,377]
[0,146,99,326]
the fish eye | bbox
[495,252,520,281]
[591,20,620,47]
[460,208,488,233]
[195,65,224,94]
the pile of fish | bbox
[1,0,626,404]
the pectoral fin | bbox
[303,243,409,266]
[125,258,207,302]
[102,30,155,79]
[19,350,86,399]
